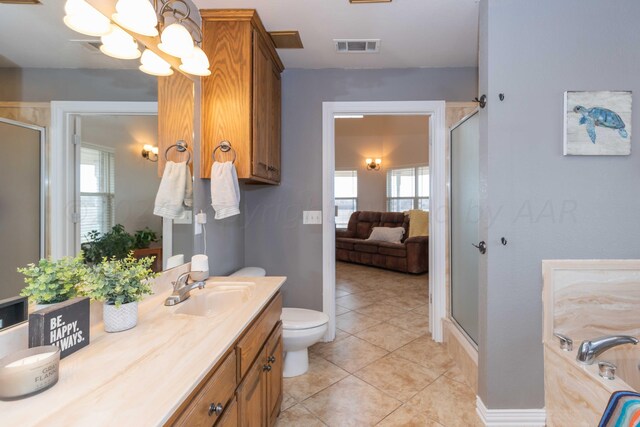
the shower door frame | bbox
[0,117,46,259]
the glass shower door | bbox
[450,111,480,344]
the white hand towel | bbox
[211,161,241,219]
[154,161,192,219]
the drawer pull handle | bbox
[263,364,272,372]
[208,403,224,416]
[268,356,276,363]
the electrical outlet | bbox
[303,211,322,224]
[174,210,193,225]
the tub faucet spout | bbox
[576,335,639,365]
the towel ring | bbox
[165,140,191,164]
[213,140,237,164]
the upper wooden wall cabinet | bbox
[200,10,284,184]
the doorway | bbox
[322,101,447,342]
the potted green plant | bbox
[133,227,159,249]
[82,254,158,333]
[81,224,135,264]
[17,254,89,310]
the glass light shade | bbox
[63,0,111,37]
[151,146,159,155]
[375,158,382,164]
[143,144,153,151]
[112,0,158,37]
[179,47,211,76]
[100,25,141,60]
[139,49,173,76]
[158,23,195,58]
[365,158,373,164]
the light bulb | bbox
[158,23,195,58]
[366,158,373,164]
[151,146,159,155]
[179,47,211,76]
[375,159,382,164]
[100,25,141,60]
[112,0,159,37]
[63,0,111,37]
[139,49,173,76]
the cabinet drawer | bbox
[174,351,237,427]
[237,292,282,379]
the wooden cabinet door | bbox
[265,323,283,426]
[237,355,265,427]
[217,397,238,427]
[267,62,281,184]
[252,30,272,181]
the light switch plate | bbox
[303,211,322,224]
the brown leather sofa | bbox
[336,211,428,274]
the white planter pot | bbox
[103,301,138,333]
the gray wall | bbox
[244,67,477,309]
[478,0,640,409]
[0,68,157,102]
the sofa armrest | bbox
[336,229,355,238]
[405,235,429,274]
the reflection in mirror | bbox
[0,119,44,301]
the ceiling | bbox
[0,0,479,70]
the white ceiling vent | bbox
[334,39,380,54]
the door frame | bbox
[322,100,447,342]
[50,101,158,259]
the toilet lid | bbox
[281,308,329,330]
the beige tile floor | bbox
[276,262,482,427]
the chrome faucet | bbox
[576,335,639,365]
[164,272,206,306]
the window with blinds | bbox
[335,170,358,228]
[386,165,430,212]
[80,145,115,242]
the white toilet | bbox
[230,267,329,378]
[281,308,328,377]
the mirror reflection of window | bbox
[80,144,115,242]
[334,170,358,228]
[386,165,430,212]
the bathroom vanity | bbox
[0,270,286,427]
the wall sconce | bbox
[365,158,382,171]
[142,144,159,162]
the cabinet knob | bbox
[268,356,276,363]
[263,364,272,372]
[208,403,224,416]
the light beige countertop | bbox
[0,273,286,427]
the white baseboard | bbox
[476,397,546,427]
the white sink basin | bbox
[173,282,254,318]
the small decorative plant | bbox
[82,254,158,307]
[18,254,89,305]
[133,227,159,249]
[81,224,135,264]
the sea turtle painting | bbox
[573,105,628,144]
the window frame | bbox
[79,142,116,242]
[386,165,430,212]
[334,169,358,228]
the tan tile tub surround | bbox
[1,265,286,426]
[542,260,640,427]
[443,318,478,393]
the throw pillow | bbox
[406,209,429,237]
[367,227,405,244]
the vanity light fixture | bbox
[63,0,210,76]
[179,47,211,76]
[365,158,382,171]
[63,0,111,37]
[100,25,142,60]
[142,144,159,162]
[139,49,174,76]
[112,0,159,37]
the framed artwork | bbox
[564,91,632,155]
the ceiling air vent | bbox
[334,39,380,54]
